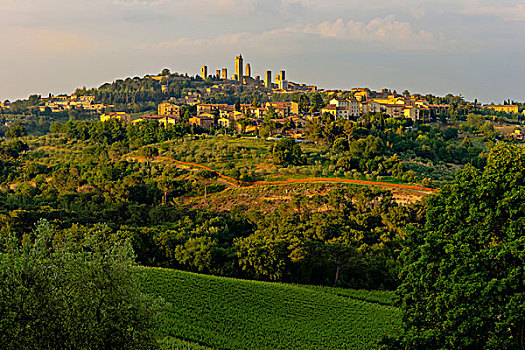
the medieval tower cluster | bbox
[200,54,286,89]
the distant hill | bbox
[136,267,400,349]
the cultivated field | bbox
[136,267,400,350]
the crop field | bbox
[299,284,396,306]
[135,267,400,350]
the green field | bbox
[136,267,400,350]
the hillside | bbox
[136,267,400,350]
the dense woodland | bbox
[388,143,525,349]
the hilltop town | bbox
[1,54,524,142]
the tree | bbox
[11,140,29,153]
[391,143,525,349]
[68,108,79,121]
[157,172,178,205]
[5,122,27,138]
[235,231,289,281]
[332,137,349,152]
[193,170,219,201]
[174,236,218,272]
[324,239,357,286]
[0,140,28,160]
[466,113,483,132]
[310,93,324,113]
[298,94,310,113]
[139,146,158,165]
[442,126,458,140]
[0,220,162,349]
[236,117,252,134]
[460,135,472,148]
[266,105,277,119]
[305,119,323,143]
[272,137,306,166]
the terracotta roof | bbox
[483,104,518,108]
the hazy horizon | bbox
[2,0,524,104]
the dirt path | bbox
[16,150,438,195]
[153,156,439,194]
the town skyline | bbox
[1,51,523,107]
[1,1,525,103]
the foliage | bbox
[56,119,189,149]
[0,130,427,289]
[5,121,27,138]
[391,143,525,349]
[158,337,214,350]
[0,155,421,289]
[272,137,307,166]
[0,220,163,349]
[0,139,28,160]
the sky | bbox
[1,0,525,103]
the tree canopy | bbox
[0,220,162,349]
[272,137,306,166]
[5,121,27,138]
[391,143,525,349]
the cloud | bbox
[110,0,307,19]
[302,16,451,50]
[461,4,525,22]
[138,27,305,55]
[112,0,164,5]
[119,0,262,16]
[141,15,454,53]
[409,8,426,20]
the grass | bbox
[158,337,214,350]
[136,266,400,350]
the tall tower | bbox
[221,68,228,80]
[216,69,221,79]
[245,63,251,77]
[265,70,272,88]
[235,54,243,83]
[279,70,285,81]
[201,65,208,79]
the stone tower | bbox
[235,54,243,82]
[265,70,272,88]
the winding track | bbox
[153,156,439,193]
[19,148,438,194]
